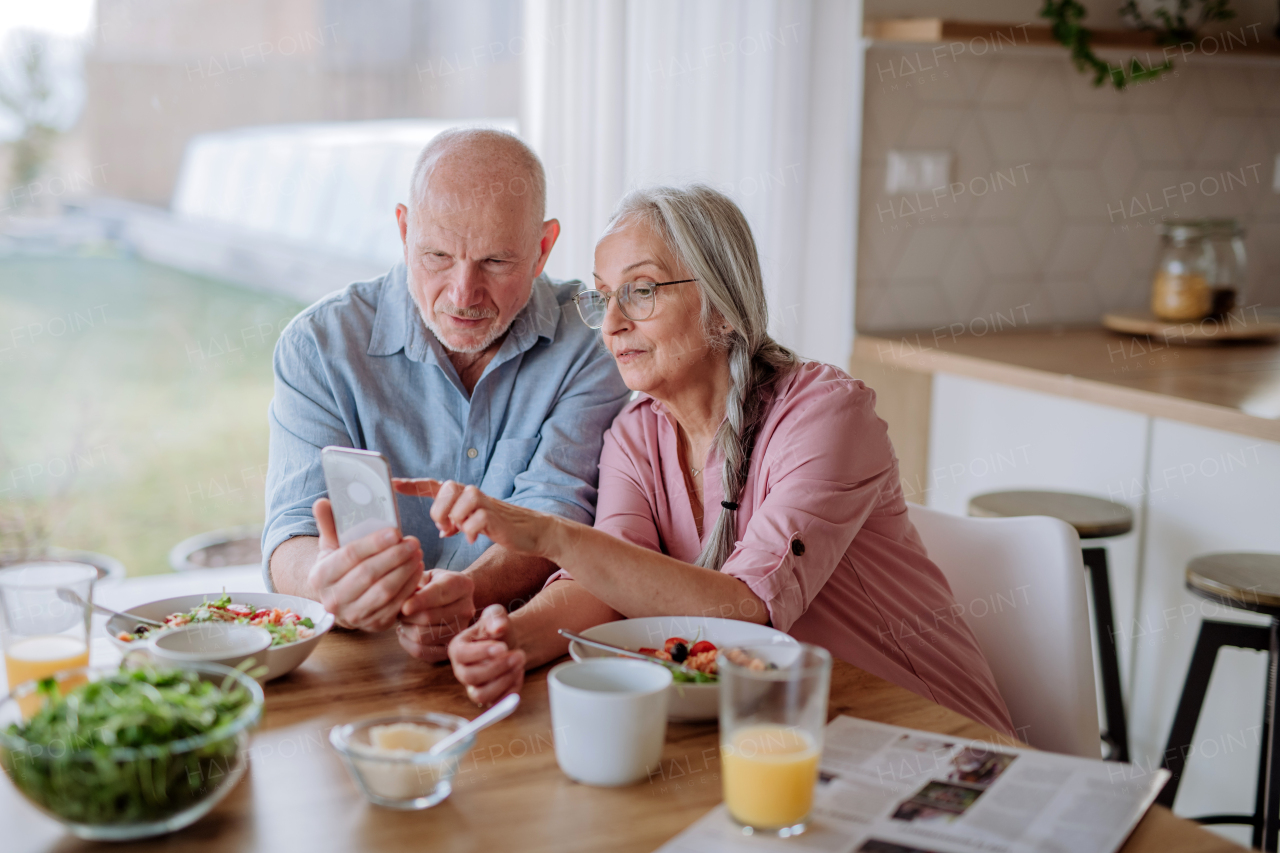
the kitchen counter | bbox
[854,324,1280,821]
[852,329,1280,830]
[854,326,1280,442]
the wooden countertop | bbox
[855,326,1280,442]
[3,572,1240,853]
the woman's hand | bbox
[393,478,559,558]
[448,604,526,706]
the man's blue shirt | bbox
[261,264,630,588]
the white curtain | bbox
[522,0,864,367]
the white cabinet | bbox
[1129,419,1280,821]
[926,373,1280,840]
[927,374,1149,706]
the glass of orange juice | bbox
[719,643,831,837]
[0,562,97,695]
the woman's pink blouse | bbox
[558,361,1014,736]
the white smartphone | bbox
[320,446,402,546]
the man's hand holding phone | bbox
[308,497,424,632]
[311,451,479,646]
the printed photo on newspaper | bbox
[656,716,1169,853]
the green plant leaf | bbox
[1040,0,1221,90]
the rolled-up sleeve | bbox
[720,382,894,632]
[260,326,351,590]
[505,341,630,523]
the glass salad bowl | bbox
[0,662,264,840]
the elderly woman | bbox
[396,185,1014,735]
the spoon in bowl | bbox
[57,589,166,629]
[428,692,521,756]
[557,629,706,678]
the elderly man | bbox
[262,128,629,662]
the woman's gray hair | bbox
[604,184,799,571]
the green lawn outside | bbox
[0,250,305,576]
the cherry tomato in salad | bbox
[689,640,717,656]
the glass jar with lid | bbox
[1151,222,1213,321]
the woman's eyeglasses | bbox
[572,279,695,329]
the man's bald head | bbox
[395,127,560,357]
[408,127,547,234]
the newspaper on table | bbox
[656,715,1169,853]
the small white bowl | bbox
[106,592,335,681]
[149,623,272,671]
[567,616,798,721]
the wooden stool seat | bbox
[968,490,1134,539]
[1160,551,1280,848]
[1186,552,1280,617]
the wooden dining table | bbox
[1,571,1245,853]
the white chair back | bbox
[908,503,1101,758]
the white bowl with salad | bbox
[566,616,797,721]
[105,592,335,681]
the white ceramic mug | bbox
[548,659,672,786]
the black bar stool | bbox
[968,489,1132,762]
[1156,552,1280,851]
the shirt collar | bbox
[368,265,562,361]
[368,263,417,358]
[506,273,562,351]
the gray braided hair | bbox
[604,184,799,571]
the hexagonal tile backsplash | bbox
[856,45,1280,332]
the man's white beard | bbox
[424,304,513,354]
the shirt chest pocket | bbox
[479,436,541,498]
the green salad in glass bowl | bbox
[0,662,263,840]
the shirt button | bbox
[466,448,478,459]
[791,538,805,557]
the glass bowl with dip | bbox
[329,713,475,809]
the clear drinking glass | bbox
[718,643,832,837]
[0,562,97,693]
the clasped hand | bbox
[392,478,554,701]
[389,477,551,663]
[306,477,545,668]
[445,603,526,706]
